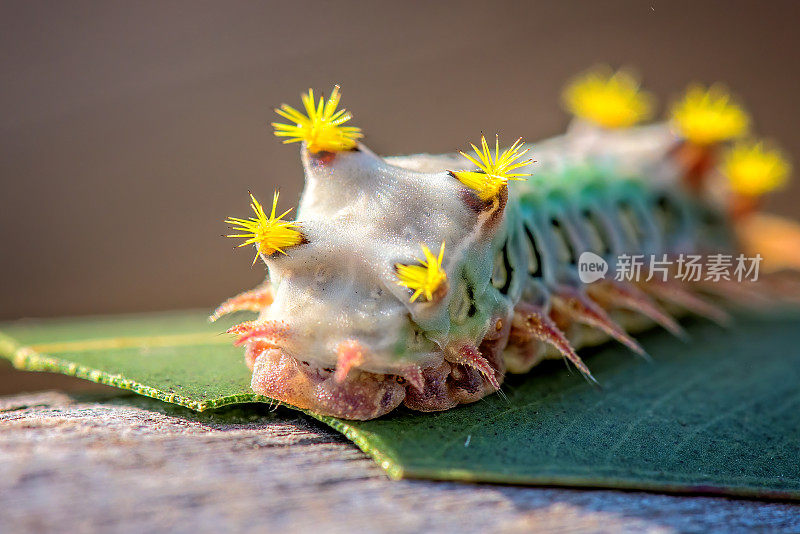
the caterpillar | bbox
[212,68,799,420]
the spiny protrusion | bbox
[701,274,800,312]
[445,342,501,390]
[670,84,750,146]
[209,283,274,322]
[639,281,731,327]
[551,289,648,359]
[722,140,791,218]
[395,242,448,303]
[226,321,261,336]
[512,303,597,384]
[755,271,800,305]
[272,85,363,153]
[696,278,778,309]
[227,320,290,346]
[400,365,425,392]
[334,339,365,383]
[226,192,304,264]
[450,135,532,201]
[562,66,654,129]
[721,271,800,307]
[588,281,688,341]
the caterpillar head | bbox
[225,87,532,418]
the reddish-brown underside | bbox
[238,268,800,420]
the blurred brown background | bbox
[1,0,799,321]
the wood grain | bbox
[1,391,798,533]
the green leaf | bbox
[0,311,264,410]
[2,309,800,499]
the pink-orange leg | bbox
[640,280,731,326]
[210,283,274,322]
[512,303,596,383]
[226,320,289,346]
[589,280,687,340]
[334,339,366,383]
[445,342,500,389]
[552,288,648,358]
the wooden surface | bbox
[1,391,799,533]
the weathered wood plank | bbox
[1,391,798,533]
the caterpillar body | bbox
[213,71,798,420]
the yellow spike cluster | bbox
[272,85,363,153]
[226,192,303,263]
[722,141,791,197]
[395,242,447,303]
[562,67,654,129]
[670,85,749,145]
[453,135,533,200]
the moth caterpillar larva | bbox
[213,69,797,420]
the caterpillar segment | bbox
[216,73,796,420]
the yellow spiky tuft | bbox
[395,242,447,303]
[272,85,363,153]
[226,192,303,263]
[453,135,532,200]
[562,67,654,129]
[670,85,750,145]
[722,141,791,197]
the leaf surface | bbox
[2,310,799,499]
[0,311,262,410]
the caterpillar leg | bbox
[333,339,365,383]
[759,270,800,301]
[228,320,291,369]
[639,280,731,326]
[507,302,595,382]
[588,281,687,340]
[551,288,648,358]
[405,316,509,411]
[210,283,273,321]
[403,361,459,412]
[228,320,289,346]
[699,273,800,308]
